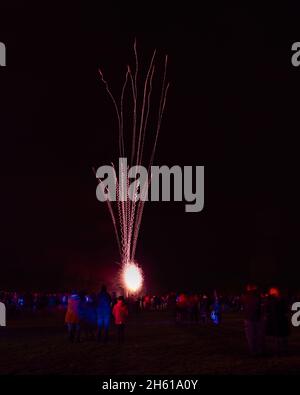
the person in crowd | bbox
[167,292,177,322]
[143,295,151,310]
[189,294,199,322]
[199,295,209,324]
[241,284,264,356]
[112,296,129,344]
[96,285,112,343]
[77,291,95,341]
[211,290,222,325]
[111,292,118,309]
[176,292,188,323]
[133,296,142,315]
[265,287,290,356]
[65,290,81,343]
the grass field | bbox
[1,310,300,375]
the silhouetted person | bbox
[199,295,209,324]
[112,296,128,344]
[134,297,142,315]
[176,293,188,323]
[265,287,290,355]
[78,292,96,341]
[96,285,112,342]
[241,284,264,356]
[111,292,118,308]
[65,290,81,343]
[211,298,222,325]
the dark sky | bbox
[1,3,300,292]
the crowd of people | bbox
[0,291,68,315]
[0,285,297,354]
[63,290,235,344]
[65,285,129,344]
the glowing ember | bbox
[122,262,143,293]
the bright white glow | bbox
[122,262,143,293]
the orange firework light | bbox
[122,261,143,293]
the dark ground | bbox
[1,310,300,375]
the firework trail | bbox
[95,40,169,287]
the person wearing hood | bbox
[112,296,128,344]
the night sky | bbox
[1,3,300,292]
